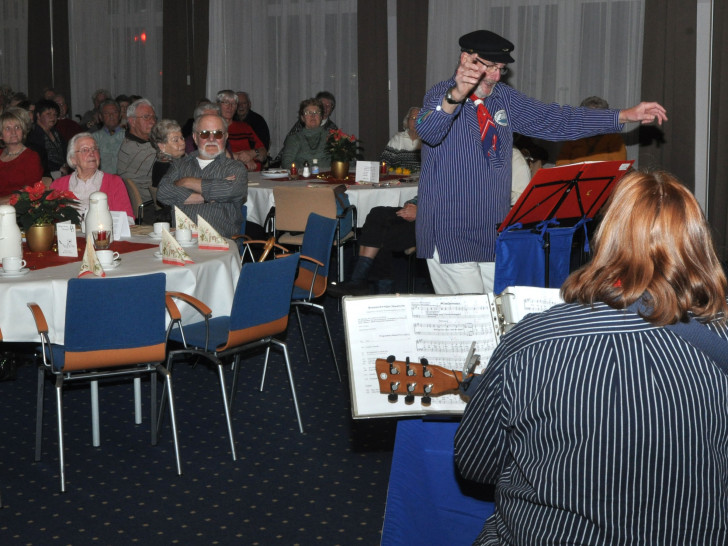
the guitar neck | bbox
[375,356,469,402]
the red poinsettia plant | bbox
[9,181,82,231]
[325,129,363,162]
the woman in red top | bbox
[0,107,44,202]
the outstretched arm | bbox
[619,102,668,125]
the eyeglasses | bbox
[303,110,321,117]
[475,58,509,75]
[219,100,237,106]
[75,146,99,155]
[197,130,225,140]
[135,114,157,121]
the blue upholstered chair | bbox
[290,213,342,381]
[28,273,182,492]
[166,252,304,439]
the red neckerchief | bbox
[470,94,498,156]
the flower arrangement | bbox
[325,129,363,162]
[9,181,82,231]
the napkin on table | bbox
[78,236,106,277]
[161,229,195,266]
[174,206,198,238]
[197,215,229,251]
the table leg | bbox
[91,380,100,447]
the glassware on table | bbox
[92,230,112,250]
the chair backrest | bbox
[295,213,337,297]
[218,252,301,350]
[240,204,247,236]
[123,178,144,212]
[62,273,167,370]
[272,186,337,233]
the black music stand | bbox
[496,160,633,288]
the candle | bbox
[380,161,387,174]
[290,163,298,176]
[97,229,107,241]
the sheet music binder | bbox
[342,286,563,419]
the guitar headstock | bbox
[375,355,466,406]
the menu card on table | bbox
[56,222,78,257]
[355,161,380,183]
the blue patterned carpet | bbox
[0,288,415,544]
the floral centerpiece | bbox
[9,181,81,231]
[325,129,363,163]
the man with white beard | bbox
[157,114,247,237]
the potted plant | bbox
[325,129,363,179]
[9,181,81,251]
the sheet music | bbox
[500,285,564,327]
[343,294,499,418]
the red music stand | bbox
[494,160,634,291]
[498,160,634,232]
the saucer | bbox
[148,232,162,240]
[102,259,121,269]
[177,240,196,248]
[0,267,30,277]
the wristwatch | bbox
[445,87,464,105]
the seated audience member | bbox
[157,113,247,237]
[80,88,111,131]
[116,98,158,203]
[151,119,186,188]
[380,107,421,172]
[556,96,627,165]
[235,91,271,151]
[280,98,330,171]
[52,132,134,223]
[514,134,549,178]
[272,90,338,167]
[27,99,68,177]
[184,101,222,154]
[217,89,266,171]
[329,197,418,297]
[181,97,211,138]
[115,95,131,130]
[454,170,728,545]
[92,99,125,175]
[53,94,83,143]
[0,107,44,201]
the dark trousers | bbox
[358,206,416,280]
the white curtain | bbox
[426,0,644,158]
[0,0,28,95]
[207,0,358,157]
[68,0,163,121]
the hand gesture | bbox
[619,102,668,125]
[396,203,417,222]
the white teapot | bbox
[85,192,114,243]
[0,205,23,260]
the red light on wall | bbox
[141,32,147,43]
[134,35,139,42]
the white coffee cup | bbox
[96,250,120,266]
[153,221,170,235]
[2,256,26,272]
[175,228,192,243]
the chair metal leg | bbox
[272,339,304,433]
[214,360,237,460]
[54,375,66,492]
[150,372,158,445]
[91,380,100,447]
[294,306,310,363]
[35,367,45,462]
[134,376,142,424]
[156,365,183,475]
[319,306,342,382]
[259,345,272,392]
[229,354,242,408]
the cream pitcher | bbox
[0,205,23,260]
[84,192,114,244]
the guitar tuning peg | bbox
[422,395,432,406]
[404,394,415,405]
[388,381,400,403]
[422,384,433,406]
[386,355,396,363]
[388,393,399,403]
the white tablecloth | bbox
[245,172,418,228]
[0,234,241,344]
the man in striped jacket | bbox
[416,29,667,295]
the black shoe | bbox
[327,280,371,297]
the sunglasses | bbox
[197,130,225,140]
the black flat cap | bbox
[459,30,514,64]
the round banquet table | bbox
[0,228,242,345]
[246,170,419,228]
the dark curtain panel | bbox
[639,0,696,189]
[707,2,728,259]
[27,0,70,103]
[396,0,428,123]
[356,0,389,161]
[162,0,209,122]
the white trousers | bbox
[426,247,495,295]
